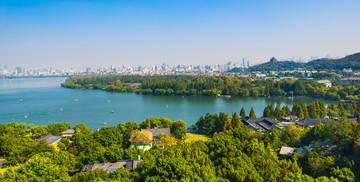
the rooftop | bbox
[81,160,142,173]
[241,117,280,132]
[141,128,171,136]
[61,129,75,135]
[296,118,329,128]
[36,134,62,145]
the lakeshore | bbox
[0,77,336,130]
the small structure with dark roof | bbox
[141,128,171,137]
[81,159,142,173]
[241,117,280,132]
[36,134,62,145]
[295,118,328,128]
[282,115,299,122]
[61,129,75,138]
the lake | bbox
[0,77,335,130]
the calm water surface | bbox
[0,77,335,130]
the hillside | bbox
[248,61,306,71]
[308,52,360,70]
[231,52,360,72]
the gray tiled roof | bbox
[296,118,328,128]
[141,128,171,136]
[241,117,280,132]
[282,115,299,121]
[36,134,62,145]
[81,160,142,173]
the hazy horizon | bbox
[1,0,360,69]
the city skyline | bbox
[1,0,360,68]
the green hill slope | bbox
[231,52,360,72]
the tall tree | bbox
[282,105,291,116]
[219,112,232,132]
[170,120,186,139]
[249,107,256,118]
[240,106,247,118]
[263,106,271,117]
[231,112,242,128]
[274,105,283,120]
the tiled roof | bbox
[241,117,280,132]
[296,118,328,127]
[36,134,62,145]
[282,115,299,121]
[81,160,142,173]
[141,128,171,136]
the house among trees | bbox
[241,117,280,132]
[317,80,332,87]
[61,128,75,138]
[339,77,360,85]
[36,134,62,145]
[295,118,329,128]
[81,158,143,173]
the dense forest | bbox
[0,103,360,181]
[61,75,360,101]
[237,52,360,72]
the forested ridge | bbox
[0,101,360,181]
[62,75,360,101]
[241,52,360,72]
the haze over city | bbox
[1,0,360,69]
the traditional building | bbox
[61,129,75,138]
[36,134,62,145]
[295,118,328,128]
[241,117,280,132]
[141,128,171,136]
[81,159,142,173]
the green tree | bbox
[93,126,123,147]
[240,106,247,118]
[170,120,186,139]
[219,112,232,132]
[263,106,271,117]
[231,112,242,128]
[4,155,71,182]
[249,107,256,118]
[117,122,139,147]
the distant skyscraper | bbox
[243,58,245,68]
[247,61,250,68]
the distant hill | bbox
[307,52,360,70]
[231,52,360,72]
[248,61,306,72]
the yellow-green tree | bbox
[249,107,256,118]
[129,130,153,147]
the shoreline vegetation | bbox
[61,75,360,101]
[0,100,359,181]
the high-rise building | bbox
[247,61,250,68]
[243,58,245,68]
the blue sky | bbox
[0,0,359,68]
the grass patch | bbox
[184,133,211,143]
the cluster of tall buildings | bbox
[0,60,251,77]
